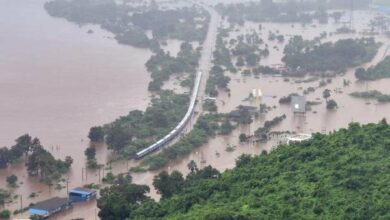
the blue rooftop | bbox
[69,187,96,195]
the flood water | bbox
[0,0,152,218]
[126,8,390,207]
[1,1,389,219]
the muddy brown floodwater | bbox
[1,2,389,219]
[0,0,153,219]
[117,8,390,211]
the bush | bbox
[326,99,338,110]
[6,175,17,187]
[0,210,10,219]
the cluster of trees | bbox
[102,172,132,185]
[230,32,272,72]
[99,91,189,158]
[253,65,281,75]
[97,120,390,219]
[0,135,72,184]
[131,7,210,42]
[140,114,228,170]
[206,29,234,96]
[0,189,10,208]
[283,37,378,74]
[350,90,390,103]
[202,100,218,112]
[45,0,209,48]
[355,56,390,80]
[0,209,10,219]
[205,65,231,96]
[215,0,360,25]
[97,162,220,219]
[279,93,299,104]
[6,175,18,188]
[88,126,104,142]
[0,134,34,169]
[146,42,200,91]
[254,115,286,140]
[323,89,338,110]
[26,143,73,184]
[84,146,99,169]
[213,29,235,71]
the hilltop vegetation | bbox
[97,120,390,219]
[355,56,390,80]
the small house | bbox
[69,187,97,202]
[286,133,312,144]
[29,197,71,218]
[291,96,306,113]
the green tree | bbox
[105,125,131,152]
[323,89,331,101]
[326,99,338,109]
[236,56,245,67]
[97,183,149,219]
[355,67,367,80]
[153,171,184,199]
[235,154,253,167]
[220,120,234,135]
[0,148,9,169]
[0,209,10,219]
[115,173,132,185]
[85,146,96,160]
[239,110,253,124]
[239,133,248,142]
[0,189,10,207]
[187,160,199,173]
[64,156,73,169]
[88,126,104,142]
[6,175,17,187]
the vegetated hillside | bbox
[123,120,390,220]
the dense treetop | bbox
[350,90,390,102]
[355,56,390,80]
[102,91,189,157]
[45,0,209,48]
[98,120,390,219]
[0,134,72,184]
[216,0,370,24]
[283,37,378,74]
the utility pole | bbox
[98,166,101,183]
[66,177,69,195]
[20,195,23,210]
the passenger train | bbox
[135,71,203,159]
